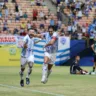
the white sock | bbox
[26,67,32,78]
[42,64,48,78]
[47,70,52,78]
[26,62,33,78]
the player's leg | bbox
[93,55,96,72]
[47,64,53,78]
[19,57,27,87]
[41,52,50,83]
[47,53,56,78]
[26,55,34,85]
[26,62,34,85]
[93,62,96,72]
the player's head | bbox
[28,29,34,38]
[48,27,54,36]
[75,56,80,61]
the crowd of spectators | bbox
[51,0,96,46]
[0,0,96,47]
[0,0,56,36]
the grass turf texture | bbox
[0,66,96,96]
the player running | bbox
[19,29,42,87]
[41,27,58,84]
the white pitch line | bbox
[0,84,64,96]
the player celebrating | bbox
[19,29,42,87]
[41,27,58,84]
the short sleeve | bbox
[52,32,58,40]
[23,35,28,43]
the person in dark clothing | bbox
[12,0,16,3]
[15,3,19,12]
[70,56,88,74]
[91,38,96,72]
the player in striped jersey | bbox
[41,27,58,84]
[19,29,42,87]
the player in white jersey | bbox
[41,27,58,84]
[20,29,42,87]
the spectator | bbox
[23,12,28,19]
[20,22,26,30]
[38,10,45,20]
[67,23,72,34]
[77,9,82,20]
[72,31,78,39]
[77,31,83,40]
[27,21,32,30]
[13,27,19,34]
[4,7,9,18]
[75,1,81,11]
[3,3,7,9]
[12,0,16,3]
[9,13,13,23]
[15,3,19,13]
[50,17,55,28]
[36,0,41,6]
[20,28,28,36]
[33,9,38,20]
[19,9,23,18]
[57,4,62,21]
[0,10,2,20]
[82,25,87,34]
[3,20,8,31]
[4,0,8,3]
[15,12,20,22]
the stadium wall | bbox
[0,36,70,66]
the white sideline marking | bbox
[0,84,64,96]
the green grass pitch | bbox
[0,66,96,96]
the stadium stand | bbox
[0,0,95,44]
[0,0,96,55]
[0,0,58,36]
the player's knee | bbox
[29,65,32,69]
[29,62,33,68]
[48,63,53,65]
[44,60,49,64]
[21,65,25,70]
[44,56,50,64]
[44,61,47,64]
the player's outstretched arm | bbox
[34,38,42,44]
[45,39,56,47]
[34,34,45,44]
[33,33,44,39]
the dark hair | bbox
[48,26,54,31]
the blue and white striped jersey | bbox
[43,32,58,53]
[21,35,34,58]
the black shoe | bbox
[26,78,30,85]
[20,79,24,87]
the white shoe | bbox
[91,72,96,75]
[47,70,52,78]
[41,75,48,84]
[44,78,48,84]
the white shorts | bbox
[44,52,56,64]
[20,55,34,67]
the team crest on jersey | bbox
[60,37,66,45]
